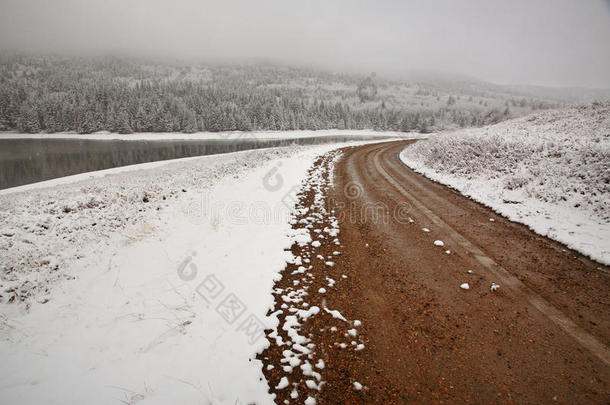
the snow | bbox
[276,377,290,389]
[0,138,396,404]
[323,306,348,322]
[401,103,610,265]
[304,396,317,405]
[460,283,470,290]
[305,379,321,390]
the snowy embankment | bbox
[400,103,610,265]
[0,139,392,404]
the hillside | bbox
[0,54,583,134]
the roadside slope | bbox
[400,103,610,264]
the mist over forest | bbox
[1,1,608,134]
[3,54,602,135]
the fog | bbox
[1,0,609,88]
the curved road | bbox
[262,140,609,404]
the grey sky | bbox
[1,0,609,87]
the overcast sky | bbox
[1,0,609,88]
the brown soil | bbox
[258,140,609,404]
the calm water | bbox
[0,135,387,189]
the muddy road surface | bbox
[259,140,609,404]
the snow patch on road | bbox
[265,148,369,404]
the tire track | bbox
[372,144,610,366]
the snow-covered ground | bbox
[400,103,610,265]
[0,139,395,404]
[0,129,415,140]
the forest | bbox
[0,54,559,134]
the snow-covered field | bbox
[400,103,610,264]
[0,129,415,141]
[0,139,394,404]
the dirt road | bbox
[260,140,609,404]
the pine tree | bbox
[116,110,133,134]
[17,104,40,133]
